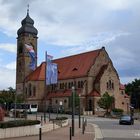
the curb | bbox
[92,124,103,140]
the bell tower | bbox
[16,8,38,95]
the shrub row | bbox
[55,117,68,120]
[112,108,124,113]
[0,120,40,129]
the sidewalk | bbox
[1,121,95,140]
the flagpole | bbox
[43,51,47,123]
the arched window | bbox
[68,82,71,89]
[107,82,109,89]
[109,80,111,89]
[65,83,67,89]
[78,81,80,88]
[33,86,36,96]
[112,83,114,89]
[78,81,84,88]
[74,81,76,87]
[81,81,83,88]
[71,82,74,87]
[60,83,62,89]
[62,83,64,89]
[25,87,27,97]
[64,99,67,103]
[55,100,58,104]
[107,80,114,90]
[28,83,32,97]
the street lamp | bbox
[71,86,75,136]
[79,94,81,128]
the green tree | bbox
[0,98,5,104]
[0,87,24,110]
[69,92,80,108]
[97,92,114,115]
[125,78,140,109]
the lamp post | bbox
[79,94,81,128]
[71,86,75,136]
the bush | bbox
[55,117,68,120]
[111,108,124,117]
[112,108,124,113]
[0,120,40,129]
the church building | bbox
[16,11,130,115]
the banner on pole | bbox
[46,52,58,85]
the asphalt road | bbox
[16,113,140,140]
[88,116,140,140]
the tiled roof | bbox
[26,48,101,81]
[88,90,100,97]
[46,89,82,99]
[26,63,45,81]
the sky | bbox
[0,0,139,90]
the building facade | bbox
[16,12,130,115]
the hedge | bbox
[55,117,68,120]
[112,108,124,113]
[0,120,40,129]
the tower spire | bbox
[27,4,29,14]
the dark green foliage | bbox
[55,117,68,120]
[0,98,5,104]
[0,120,40,129]
[0,87,24,110]
[112,108,124,116]
[112,108,123,113]
[98,92,114,114]
[125,78,140,109]
[69,92,80,107]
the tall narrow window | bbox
[28,83,32,97]
[78,81,80,88]
[62,83,64,89]
[107,80,114,90]
[33,86,36,96]
[25,87,27,97]
[112,83,114,89]
[81,81,84,88]
[109,80,111,89]
[107,82,109,89]
[68,82,71,89]
[65,83,67,89]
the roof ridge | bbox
[53,48,102,61]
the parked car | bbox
[119,115,134,125]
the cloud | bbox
[121,76,139,85]
[0,43,16,53]
[0,0,139,86]
[0,0,139,47]
[0,67,16,90]
[61,31,130,55]
[0,61,16,89]
[5,61,16,70]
